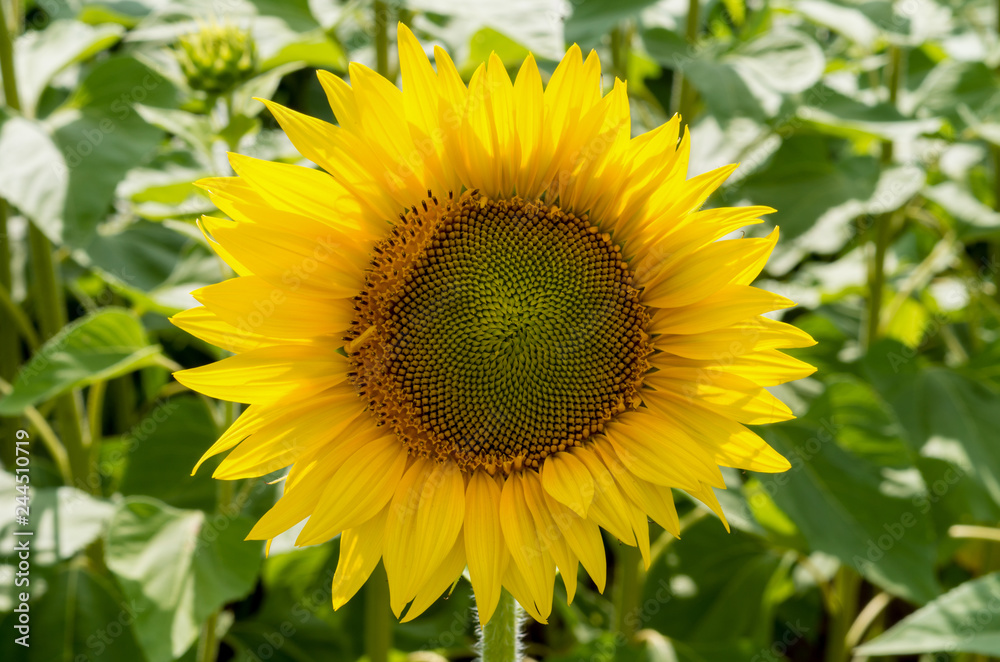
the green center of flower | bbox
[348,193,649,474]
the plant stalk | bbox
[0,0,24,471]
[824,567,862,662]
[479,589,523,662]
[1,0,90,489]
[364,562,391,662]
[675,0,700,123]
[374,0,390,79]
[613,543,643,641]
[864,45,903,348]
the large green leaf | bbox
[119,395,219,511]
[15,19,124,116]
[0,566,147,661]
[640,517,793,650]
[225,544,362,662]
[864,341,1000,510]
[0,308,162,416]
[855,573,1000,657]
[644,29,824,120]
[0,472,114,567]
[760,378,939,604]
[566,0,661,48]
[909,60,1000,131]
[0,114,67,232]
[105,497,263,662]
[733,136,923,253]
[797,85,941,143]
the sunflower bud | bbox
[175,23,256,95]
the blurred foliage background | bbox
[1,0,1000,660]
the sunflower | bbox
[173,25,816,625]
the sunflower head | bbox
[175,22,256,94]
[173,25,816,626]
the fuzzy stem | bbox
[364,562,391,662]
[479,589,523,662]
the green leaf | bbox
[0,308,162,416]
[0,472,115,566]
[760,378,940,604]
[733,135,923,253]
[864,342,1000,510]
[15,19,125,116]
[0,566,147,661]
[909,60,1000,132]
[0,114,68,233]
[83,220,220,312]
[924,181,1000,240]
[855,573,1000,656]
[566,0,661,48]
[790,0,880,48]
[640,517,792,647]
[644,29,824,120]
[105,497,263,662]
[119,396,220,511]
[0,58,175,248]
[797,85,942,143]
[226,544,362,662]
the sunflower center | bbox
[348,193,649,474]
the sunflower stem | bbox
[613,544,643,641]
[364,562,392,662]
[479,589,523,662]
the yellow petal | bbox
[649,285,794,335]
[540,451,595,518]
[246,418,384,539]
[171,306,285,354]
[193,276,354,340]
[256,99,400,226]
[591,437,681,537]
[503,565,547,624]
[209,222,365,299]
[465,470,509,625]
[192,403,267,473]
[332,507,390,609]
[603,412,725,489]
[174,341,348,404]
[228,153,366,224]
[499,472,555,620]
[521,470,578,603]
[383,459,466,617]
[652,315,816,360]
[646,368,796,424]
[401,533,466,623]
[295,436,408,544]
[685,482,731,532]
[540,488,607,593]
[641,227,779,308]
[213,385,365,479]
[568,445,637,546]
[642,392,791,473]
[512,53,545,198]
